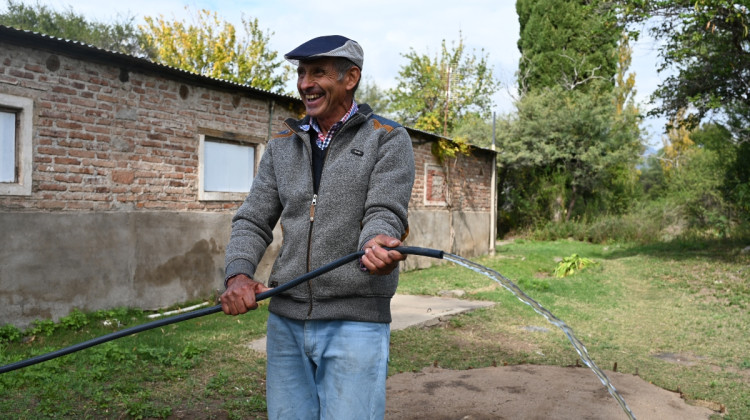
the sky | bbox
[4,0,668,146]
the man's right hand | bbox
[220,274,272,315]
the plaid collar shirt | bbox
[305,101,358,150]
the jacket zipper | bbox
[309,194,317,222]
[299,118,353,317]
[306,143,332,317]
[305,194,316,317]
[282,120,321,318]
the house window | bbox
[0,111,16,182]
[0,94,33,196]
[198,131,263,201]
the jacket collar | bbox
[285,103,374,135]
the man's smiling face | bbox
[296,58,359,132]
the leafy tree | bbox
[516,0,621,92]
[356,77,392,118]
[387,34,498,249]
[614,33,638,116]
[642,122,745,231]
[660,109,695,173]
[691,123,750,221]
[140,8,291,92]
[620,1,749,224]
[639,154,668,199]
[0,0,145,56]
[0,2,292,94]
[664,145,731,233]
[451,112,495,148]
[622,0,749,141]
[388,33,499,137]
[504,0,641,228]
[691,123,734,158]
[497,82,642,223]
[727,142,750,219]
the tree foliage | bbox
[503,0,641,229]
[641,121,746,231]
[664,145,732,233]
[692,123,750,222]
[614,33,638,115]
[660,108,695,173]
[1,2,291,93]
[618,1,749,226]
[140,8,290,92]
[356,77,392,118]
[451,112,495,148]
[0,0,145,56]
[498,82,642,223]
[388,33,499,137]
[516,0,622,92]
[622,0,749,141]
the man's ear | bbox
[345,66,361,91]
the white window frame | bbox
[198,129,264,201]
[0,94,33,196]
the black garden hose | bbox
[0,246,443,374]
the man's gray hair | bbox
[332,57,361,94]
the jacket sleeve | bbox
[359,125,415,249]
[224,141,283,284]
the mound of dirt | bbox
[385,365,718,420]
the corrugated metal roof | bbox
[0,24,298,104]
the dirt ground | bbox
[385,364,719,420]
[245,294,724,419]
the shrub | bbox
[59,308,89,330]
[0,324,22,343]
[554,254,598,277]
[27,319,56,337]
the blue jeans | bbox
[265,312,390,420]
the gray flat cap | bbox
[284,35,364,69]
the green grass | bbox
[395,239,749,419]
[1,239,748,419]
[0,303,271,419]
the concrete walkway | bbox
[246,294,495,353]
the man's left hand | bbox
[360,234,407,275]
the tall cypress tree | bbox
[516,0,621,93]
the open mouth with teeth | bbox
[305,93,324,103]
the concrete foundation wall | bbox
[0,211,282,328]
[0,209,490,328]
[402,209,491,271]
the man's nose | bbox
[298,74,314,90]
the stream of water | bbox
[444,253,637,420]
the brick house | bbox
[0,25,496,327]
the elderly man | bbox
[219,35,415,419]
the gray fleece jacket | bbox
[224,104,415,323]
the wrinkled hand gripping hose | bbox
[0,246,444,374]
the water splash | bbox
[444,253,637,420]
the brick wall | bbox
[0,30,495,325]
[409,132,493,213]
[0,39,493,216]
[0,41,300,213]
